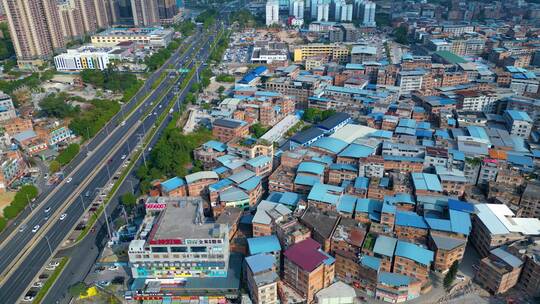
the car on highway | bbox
[97,280,111,287]
[121,121,126,127]
[65,177,72,183]
[32,225,40,233]
[108,265,119,271]
[121,155,127,160]
[43,216,49,221]
[18,224,27,233]
[48,261,60,268]
[22,295,34,302]
[32,281,43,288]
[59,213,67,221]
[44,207,51,213]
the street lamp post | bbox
[79,194,85,212]
[44,235,53,256]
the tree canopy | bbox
[38,93,80,118]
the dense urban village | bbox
[0,0,540,304]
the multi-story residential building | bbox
[375,272,422,303]
[185,171,219,197]
[315,281,357,304]
[397,69,426,94]
[475,247,523,294]
[455,90,498,113]
[265,75,321,109]
[193,140,228,170]
[2,0,65,67]
[503,95,540,130]
[212,118,249,143]
[330,222,366,283]
[393,240,434,285]
[128,197,230,279]
[507,239,540,298]
[131,0,159,26]
[157,0,179,24]
[519,183,540,219]
[0,92,16,122]
[227,137,274,160]
[1,117,32,135]
[0,151,26,190]
[283,238,335,303]
[252,200,292,237]
[245,253,279,304]
[58,0,85,41]
[293,44,349,64]
[351,45,377,64]
[470,204,540,258]
[265,0,279,26]
[428,230,467,273]
[503,110,532,139]
[90,27,173,47]
[394,211,429,244]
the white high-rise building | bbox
[310,0,318,19]
[266,0,279,26]
[341,3,353,21]
[290,0,304,19]
[358,0,375,27]
[317,3,329,21]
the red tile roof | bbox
[283,238,327,272]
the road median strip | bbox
[32,257,69,304]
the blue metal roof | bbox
[395,240,434,266]
[416,129,434,138]
[466,126,490,141]
[425,217,452,232]
[245,253,275,273]
[395,127,416,136]
[383,155,424,163]
[338,144,374,158]
[395,211,428,229]
[354,176,369,190]
[203,140,227,152]
[329,163,357,172]
[311,137,348,154]
[246,155,272,168]
[449,209,472,235]
[417,122,431,129]
[435,129,450,139]
[398,118,417,129]
[378,272,410,287]
[298,162,325,175]
[360,255,381,271]
[355,199,383,222]
[307,183,344,205]
[491,248,523,268]
[247,235,281,255]
[369,130,393,139]
[238,176,262,191]
[373,235,397,257]
[505,110,532,122]
[384,193,415,205]
[294,174,320,186]
[381,203,396,214]
[228,170,256,184]
[412,173,443,192]
[337,195,357,214]
[279,192,300,207]
[161,177,186,192]
[448,199,474,213]
[507,154,533,167]
[209,178,233,192]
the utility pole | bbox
[103,204,112,240]
[79,194,86,212]
[44,235,53,256]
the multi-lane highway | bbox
[0,22,222,303]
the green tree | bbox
[443,261,459,289]
[217,86,225,95]
[0,216,6,232]
[68,282,88,297]
[38,94,80,118]
[3,205,20,219]
[216,74,235,82]
[393,25,409,45]
[120,193,137,209]
[49,160,61,173]
[56,144,80,165]
[250,123,268,138]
